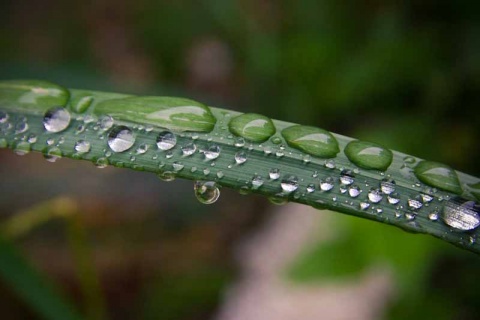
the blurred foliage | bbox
[1,0,480,319]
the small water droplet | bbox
[306,184,315,193]
[269,168,280,180]
[234,137,245,147]
[194,181,220,204]
[275,150,284,158]
[380,178,396,194]
[235,151,247,164]
[136,143,149,154]
[165,151,173,159]
[340,170,355,185]
[360,202,370,210]
[0,111,8,123]
[27,134,37,143]
[251,175,264,189]
[204,144,220,160]
[172,161,184,171]
[108,126,135,152]
[158,171,176,181]
[348,185,361,198]
[320,177,334,191]
[428,211,439,221]
[271,136,282,144]
[203,168,210,175]
[368,188,383,203]
[324,160,336,169]
[269,196,288,205]
[98,115,114,130]
[216,171,224,179]
[156,131,177,150]
[421,193,434,203]
[303,155,311,163]
[442,198,480,231]
[264,146,273,155]
[387,193,400,204]
[75,140,91,153]
[181,142,196,156]
[95,157,109,168]
[46,138,55,146]
[405,212,416,220]
[408,196,423,211]
[281,175,299,193]
[43,107,71,133]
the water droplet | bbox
[348,185,361,198]
[269,196,288,205]
[228,113,276,142]
[204,144,220,160]
[408,196,423,211]
[203,168,210,175]
[15,121,28,134]
[429,211,439,221]
[368,188,383,203]
[421,193,434,203]
[194,181,220,204]
[281,175,299,193]
[172,161,184,171]
[136,143,149,154]
[44,147,62,162]
[442,198,480,231]
[0,111,8,123]
[158,171,176,181]
[281,125,339,158]
[405,213,416,221]
[108,126,135,152]
[380,178,396,194]
[306,184,316,193]
[75,140,91,153]
[275,150,284,158]
[414,161,462,194]
[251,175,264,189]
[403,156,416,165]
[235,151,247,164]
[269,168,280,180]
[95,96,216,132]
[271,136,282,144]
[156,131,177,150]
[216,171,224,179]
[181,142,196,156]
[72,95,93,113]
[99,115,114,130]
[302,155,311,163]
[0,138,7,148]
[320,177,334,191]
[27,134,37,143]
[234,137,245,147]
[340,170,355,185]
[13,141,30,155]
[43,107,71,133]
[46,138,55,146]
[360,202,370,210]
[388,193,400,204]
[324,160,336,169]
[344,140,393,171]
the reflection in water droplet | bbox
[108,126,135,152]
[380,178,396,194]
[320,177,334,191]
[156,131,177,150]
[235,151,247,164]
[442,198,480,231]
[281,125,339,158]
[75,140,91,153]
[281,175,299,193]
[194,181,220,204]
[43,107,71,133]
[181,143,196,156]
[368,188,383,203]
[204,144,220,160]
[269,168,280,180]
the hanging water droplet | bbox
[388,193,400,204]
[0,111,8,123]
[234,137,245,147]
[408,196,423,211]
[320,177,334,191]
[442,198,480,231]
[269,168,280,180]
[251,175,264,189]
[44,147,62,162]
[204,144,220,160]
[281,175,299,193]
[235,151,247,164]
[43,107,71,133]
[348,185,361,198]
[306,184,316,193]
[172,161,184,171]
[181,142,196,156]
[14,141,30,156]
[324,160,336,169]
[75,140,91,153]
[156,131,177,150]
[368,188,383,203]
[380,178,396,194]
[136,143,149,154]
[158,171,176,181]
[340,170,355,185]
[269,196,288,205]
[98,115,114,130]
[194,181,220,204]
[108,126,135,152]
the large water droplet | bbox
[368,188,383,203]
[156,131,177,150]
[235,151,247,164]
[75,140,91,153]
[99,115,114,130]
[43,107,71,133]
[204,144,220,160]
[181,142,196,156]
[414,161,462,194]
[108,126,135,152]
[344,140,393,171]
[320,177,334,191]
[194,181,220,204]
[281,125,339,158]
[380,178,396,194]
[228,113,276,142]
[348,185,361,198]
[442,198,480,231]
[281,175,299,193]
[408,196,423,211]
[269,168,280,180]
[340,169,355,185]
[387,193,400,204]
[95,96,216,132]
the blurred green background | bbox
[1,1,480,319]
